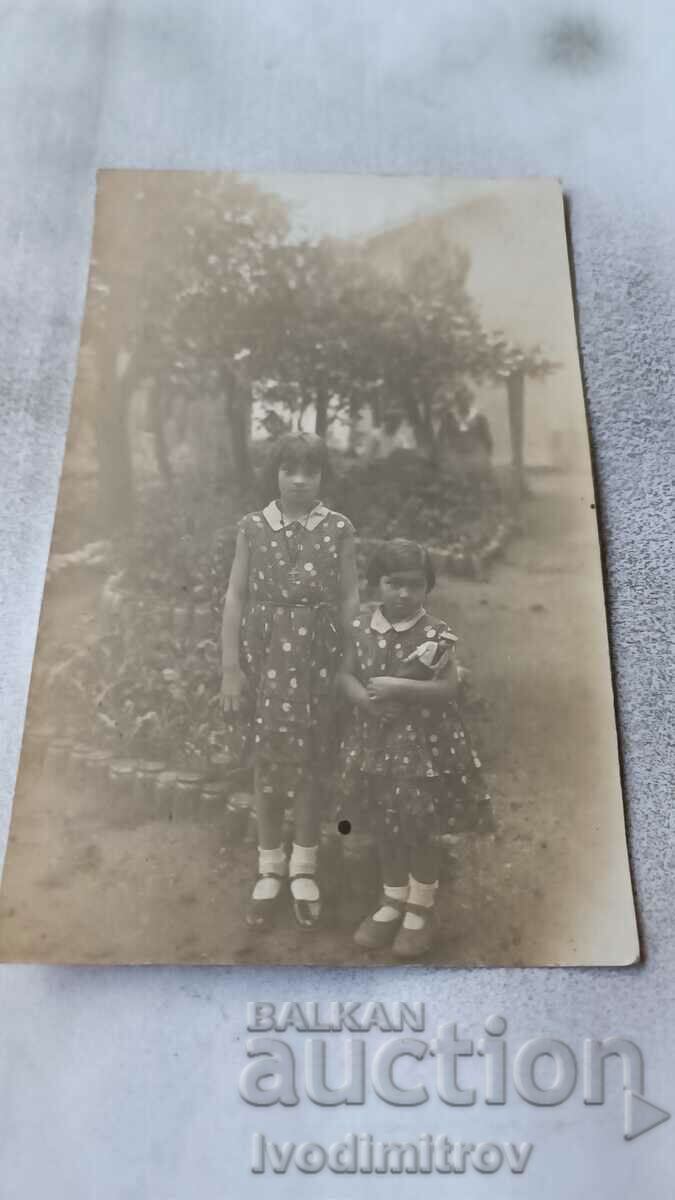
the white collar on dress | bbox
[262,500,330,532]
[370,606,427,634]
[454,403,478,432]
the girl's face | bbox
[380,569,428,623]
[278,459,322,510]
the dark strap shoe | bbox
[353,895,406,950]
[245,872,286,930]
[290,872,322,930]
[392,902,436,959]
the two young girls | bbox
[221,431,489,956]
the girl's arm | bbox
[369,676,458,703]
[338,529,361,634]
[221,529,250,711]
[367,656,460,706]
[337,641,375,713]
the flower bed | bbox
[35,452,512,783]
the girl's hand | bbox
[350,682,392,717]
[366,676,404,704]
[221,665,246,713]
[357,691,387,716]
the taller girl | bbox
[221,433,359,931]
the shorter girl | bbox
[338,538,490,959]
[221,433,359,931]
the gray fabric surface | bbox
[0,2,673,1195]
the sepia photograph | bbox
[0,171,638,966]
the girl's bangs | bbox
[367,538,435,591]
[379,540,426,577]
[277,438,326,474]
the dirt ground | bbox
[0,472,634,966]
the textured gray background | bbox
[0,1,673,1196]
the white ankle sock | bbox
[403,876,438,930]
[373,883,409,923]
[289,843,319,903]
[253,846,287,901]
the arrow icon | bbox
[624,1090,671,1141]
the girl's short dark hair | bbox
[366,538,436,592]
[260,432,333,503]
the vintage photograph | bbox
[0,172,638,965]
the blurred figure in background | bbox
[259,409,291,441]
[432,382,493,479]
[361,406,417,462]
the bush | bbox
[330,450,509,555]
[42,449,512,766]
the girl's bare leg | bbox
[379,842,410,889]
[410,839,441,886]
[253,764,285,849]
[290,770,320,918]
[247,766,288,920]
[355,839,409,934]
[292,771,319,847]
[352,830,409,947]
[400,836,440,937]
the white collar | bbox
[262,500,329,532]
[454,404,478,432]
[370,606,427,634]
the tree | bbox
[83,172,291,522]
[240,238,392,438]
[490,339,559,498]
[360,217,560,486]
[84,173,559,522]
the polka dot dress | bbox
[225,503,354,782]
[339,608,494,840]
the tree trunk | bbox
[348,394,361,451]
[506,369,527,499]
[420,391,435,461]
[94,351,135,534]
[314,388,328,437]
[223,366,253,488]
[401,392,424,442]
[148,388,174,489]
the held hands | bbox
[221,664,247,713]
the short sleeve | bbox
[236,512,260,547]
[437,621,458,655]
[332,512,355,539]
[235,517,248,550]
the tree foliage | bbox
[84,172,558,516]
